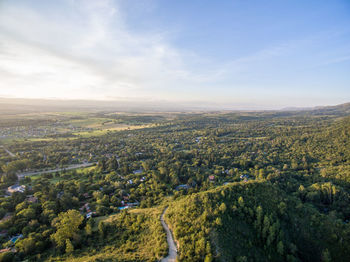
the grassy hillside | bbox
[166,180,350,262]
[43,207,167,262]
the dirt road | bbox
[161,207,177,262]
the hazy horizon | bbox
[0,0,349,108]
[0,96,349,112]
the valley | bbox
[0,103,350,261]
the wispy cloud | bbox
[315,55,350,67]
[0,0,211,100]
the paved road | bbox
[17,162,96,178]
[161,207,177,262]
[0,145,15,157]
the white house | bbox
[7,185,26,194]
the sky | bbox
[0,0,349,109]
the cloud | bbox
[316,55,350,67]
[0,0,211,100]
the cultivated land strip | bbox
[17,162,96,178]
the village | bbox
[0,150,256,256]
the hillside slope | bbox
[166,180,350,262]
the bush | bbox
[0,252,14,262]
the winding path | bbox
[161,207,178,262]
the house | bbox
[86,211,96,219]
[10,234,23,244]
[0,248,11,254]
[175,184,190,191]
[126,202,139,207]
[127,179,133,184]
[133,169,143,175]
[0,230,8,237]
[240,174,250,182]
[7,185,26,194]
[140,176,146,182]
[80,203,91,212]
[26,195,38,203]
[209,175,215,182]
[57,191,64,199]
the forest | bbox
[0,103,349,261]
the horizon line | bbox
[0,96,349,112]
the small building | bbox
[126,202,139,207]
[10,234,23,244]
[209,175,215,182]
[240,174,250,182]
[133,169,143,175]
[7,185,26,194]
[80,203,91,213]
[0,230,8,237]
[57,191,64,199]
[0,248,11,254]
[86,211,96,219]
[175,184,190,191]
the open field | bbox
[0,110,164,144]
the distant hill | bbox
[281,102,350,115]
[310,102,350,116]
